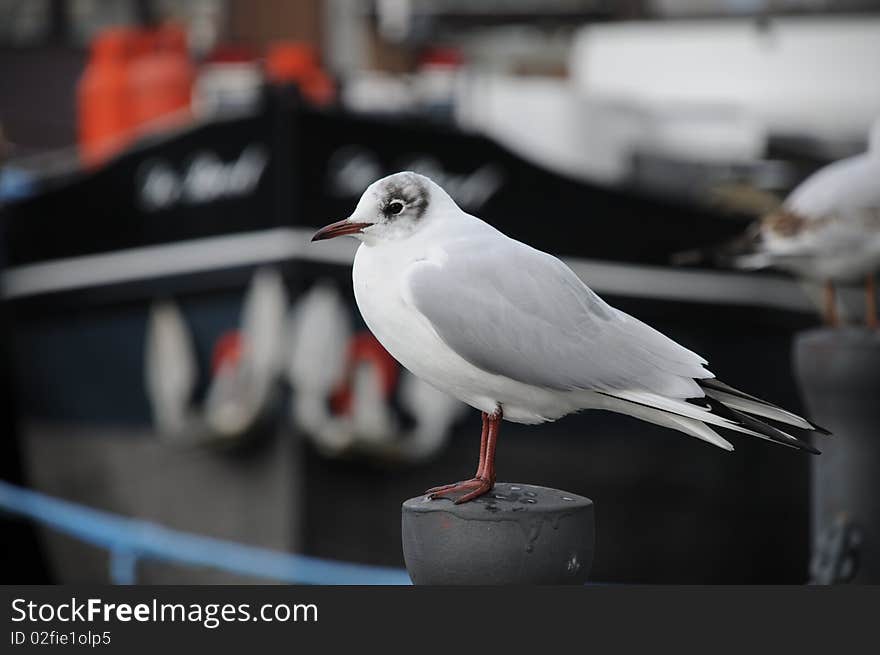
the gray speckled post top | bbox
[402,483,594,585]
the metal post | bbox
[402,483,594,585]
[794,328,880,583]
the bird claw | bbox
[424,481,466,494]
[425,477,494,503]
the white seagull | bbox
[313,172,827,503]
[738,119,880,328]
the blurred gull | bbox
[313,172,828,503]
[738,118,880,327]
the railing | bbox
[0,480,411,585]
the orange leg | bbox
[475,411,489,478]
[424,413,489,494]
[823,281,839,328]
[425,408,502,504]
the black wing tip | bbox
[809,422,833,437]
[698,378,832,437]
[703,397,821,455]
[794,440,822,455]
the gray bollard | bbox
[793,327,880,583]
[401,482,594,585]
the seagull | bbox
[312,172,827,503]
[737,118,880,328]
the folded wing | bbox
[404,232,710,399]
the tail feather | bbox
[699,378,830,435]
[702,396,820,454]
[732,253,774,270]
[593,393,734,451]
[595,380,826,455]
[663,414,735,452]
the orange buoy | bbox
[265,41,334,106]
[129,23,195,134]
[77,28,138,166]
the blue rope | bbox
[0,480,411,585]
[109,549,138,585]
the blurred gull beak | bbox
[311,219,371,241]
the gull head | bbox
[312,172,452,245]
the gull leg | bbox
[823,281,839,327]
[426,408,501,504]
[424,413,489,494]
[454,410,501,503]
[866,274,877,330]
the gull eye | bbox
[387,200,405,216]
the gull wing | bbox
[786,153,880,219]
[404,232,710,399]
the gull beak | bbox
[311,219,371,242]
